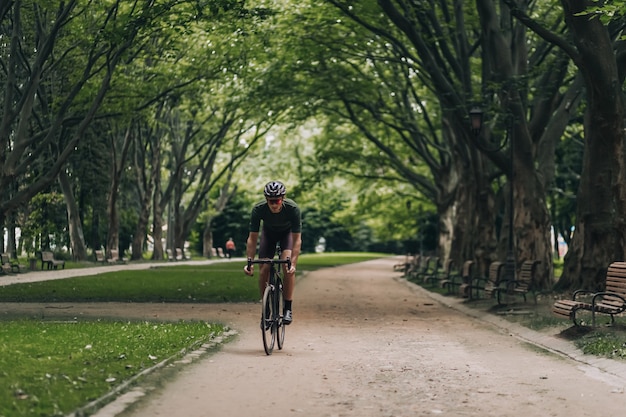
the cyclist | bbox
[243,181,302,325]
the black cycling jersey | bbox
[249,198,301,234]
[249,198,301,259]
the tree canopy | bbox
[1,0,623,292]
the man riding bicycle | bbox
[243,181,302,325]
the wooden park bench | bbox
[1,253,14,274]
[399,255,420,277]
[94,250,106,264]
[553,261,626,327]
[107,249,127,264]
[482,261,505,300]
[39,251,65,270]
[487,260,540,305]
[1,253,26,273]
[424,258,452,287]
[408,255,430,282]
[411,256,440,284]
[176,248,184,260]
[442,260,475,297]
[393,254,415,275]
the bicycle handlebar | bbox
[248,257,292,270]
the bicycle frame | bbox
[248,256,291,355]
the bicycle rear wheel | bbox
[261,285,276,355]
[276,277,285,350]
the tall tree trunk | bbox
[477,0,554,286]
[438,125,499,276]
[130,125,155,261]
[151,138,164,261]
[511,117,553,289]
[556,0,626,290]
[203,219,214,258]
[106,188,120,257]
[59,169,88,260]
[5,211,16,255]
[452,147,499,278]
[106,125,132,257]
[130,190,152,260]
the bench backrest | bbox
[428,257,440,273]
[461,260,474,279]
[603,262,626,307]
[109,249,119,260]
[411,254,420,268]
[487,262,504,286]
[95,250,105,261]
[0,253,10,265]
[417,256,430,272]
[441,259,455,278]
[41,251,53,261]
[517,260,540,291]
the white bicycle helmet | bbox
[263,181,286,197]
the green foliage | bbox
[21,193,68,252]
[574,0,626,24]
[208,194,251,256]
[0,319,223,417]
[575,330,626,359]
[551,131,583,248]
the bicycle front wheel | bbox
[261,285,276,355]
[276,278,285,350]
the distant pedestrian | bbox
[225,238,236,258]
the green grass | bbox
[0,252,388,416]
[0,253,389,303]
[0,267,256,303]
[575,328,626,359]
[0,319,224,417]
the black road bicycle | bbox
[247,256,291,355]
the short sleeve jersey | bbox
[249,198,302,234]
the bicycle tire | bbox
[276,277,285,350]
[261,285,275,355]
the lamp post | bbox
[469,108,516,289]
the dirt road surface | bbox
[4,257,626,416]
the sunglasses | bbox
[267,198,283,205]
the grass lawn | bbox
[0,252,389,416]
[0,319,224,417]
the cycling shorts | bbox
[259,228,293,258]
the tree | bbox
[507,0,626,290]
[0,0,190,258]
[266,0,575,286]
